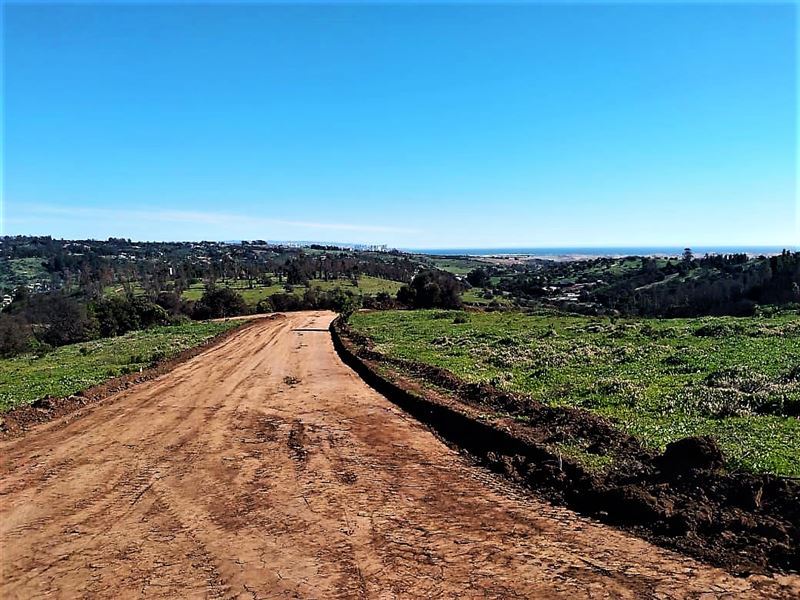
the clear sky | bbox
[3,1,797,248]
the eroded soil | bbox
[1,311,798,598]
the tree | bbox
[329,288,361,320]
[33,294,97,347]
[193,286,248,319]
[0,314,33,357]
[397,269,462,309]
[262,293,302,312]
[466,268,491,288]
[682,248,694,263]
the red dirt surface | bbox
[1,311,798,598]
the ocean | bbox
[409,246,796,258]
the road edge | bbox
[0,314,283,440]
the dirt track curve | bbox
[2,311,798,599]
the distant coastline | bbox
[410,246,797,259]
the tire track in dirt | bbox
[1,311,798,598]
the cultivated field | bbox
[349,309,800,477]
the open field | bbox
[421,256,488,275]
[349,309,800,477]
[0,257,50,291]
[179,275,404,304]
[461,288,514,306]
[2,312,793,597]
[181,281,289,303]
[0,320,241,412]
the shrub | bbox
[397,269,462,309]
[92,296,170,337]
[193,286,248,319]
[0,314,33,357]
[264,293,303,312]
[466,268,491,288]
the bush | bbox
[155,290,188,315]
[397,269,462,309]
[331,290,361,320]
[362,291,397,310]
[694,322,744,338]
[466,268,491,288]
[193,286,248,319]
[0,314,33,357]
[263,293,303,313]
[91,296,170,337]
[17,293,98,347]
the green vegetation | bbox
[423,256,488,275]
[311,276,404,296]
[461,288,513,306]
[0,320,242,412]
[181,276,404,306]
[0,257,50,291]
[349,309,800,476]
[182,281,288,303]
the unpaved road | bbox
[2,311,798,599]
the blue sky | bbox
[3,1,797,248]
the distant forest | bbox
[1,236,799,359]
[489,249,800,317]
[0,236,419,357]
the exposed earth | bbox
[1,311,798,598]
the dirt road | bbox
[2,311,798,598]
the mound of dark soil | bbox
[657,436,725,475]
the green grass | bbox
[349,309,800,477]
[179,276,404,305]
[0,320,242,412]
[308,276,404,296]
[0,258,50,291]
[425,256,486,275]
[103,282,147,297]
[461,288,512,306]
[181,281,291,303]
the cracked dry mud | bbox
[1,311,798,598]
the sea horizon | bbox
[408,245,797,258]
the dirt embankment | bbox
[331,317,800,576]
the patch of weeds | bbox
[554,441,614,473]
[149,350,168,365]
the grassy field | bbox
[349,309,800,477]
[181,281,289,303]
[0,320,242,412]
[0,257,51,291]
[423,256,487,275]
[461,288,513,306]
[180,276,404,305]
